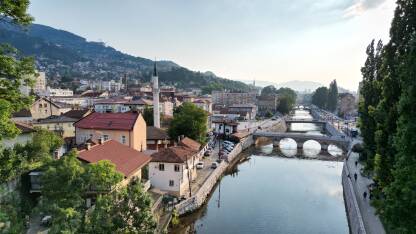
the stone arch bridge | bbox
[253,131,350,152]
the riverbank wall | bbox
[175,136,254,215]
[342,160,366,234]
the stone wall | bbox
[175,136,253,215]
[342,161,367,234]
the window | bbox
[44,103,47,107]
[38,104,42,108]
[159,164,165,171]
[89,134,93,139]
[103,135,109,141]
[174,164,180,172]
[169,180,174,187]
[121,135,126,144]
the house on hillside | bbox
[1,122,35,148]
[13,97,72,121]
[74,112,147,151]
[149,146,198,197]
[33,115,78,138]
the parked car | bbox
[224,145,234,151]
[41,215,52,227]
[204,150,212,156]
[223,141,234,145]
[211,162,219,169]
[196,162,204,169]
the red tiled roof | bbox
[179,137,201,151]
[150,146,197,163]
[77,140,151,177]
[74,112,139,130]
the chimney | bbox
[86,143,92,150]
[98,137,104,144]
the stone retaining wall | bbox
[175,136,253,215]
[342,161,366,234]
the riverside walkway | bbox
[347,141,385,234]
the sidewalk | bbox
[346,151,385,234]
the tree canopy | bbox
[327,79,338,112]
[0,0,36,141]
[358,1,416,232]
[169,102,208,143]
[311,86,328,109]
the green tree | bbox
[169,102,208,143]
[358,40,383,170]
[277,96,291,114]
[311,86,328,109]
[275,87,297,113]
[84,160,123,193]
[260,85,277,97]
[41,152,86,226]
[382,30,416,234]
[113,181,156,233]
[327,79,338,112]
[0,0,35,141]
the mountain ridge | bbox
[0,21,249,92]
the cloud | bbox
[343,0,387,17]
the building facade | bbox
[212,91,257,106]
[74,112,147,151]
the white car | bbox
[196,162,204,169]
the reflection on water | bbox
[175,156,348,234]
[259,144,273,154]
[303,140,321,158]
[328,145,343,157]
[288,110,324,135]
[279,138,297,157]
[291,110,313,120]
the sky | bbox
[28,0,396,91]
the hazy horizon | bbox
[29,0,396,90]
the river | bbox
[171,109,348,234]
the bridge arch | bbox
[278,138,297,157]
[302,140,321,158]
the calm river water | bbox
[173,156,348,234]
[171,109,348,234]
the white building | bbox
[149,146,198,197]
[43,87,74,97]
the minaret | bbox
[152,61,161,128]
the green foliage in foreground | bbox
[358,1,416,232]
[41,151,156,233]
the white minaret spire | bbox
[152,61,160,128]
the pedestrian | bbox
[354,173,357,181]
[363,191,367,199]
[355,161,358,167]
[369,193,373,200]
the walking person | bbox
[354,173,357,181]
[355,161,358,167]
[363,191,367,200]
